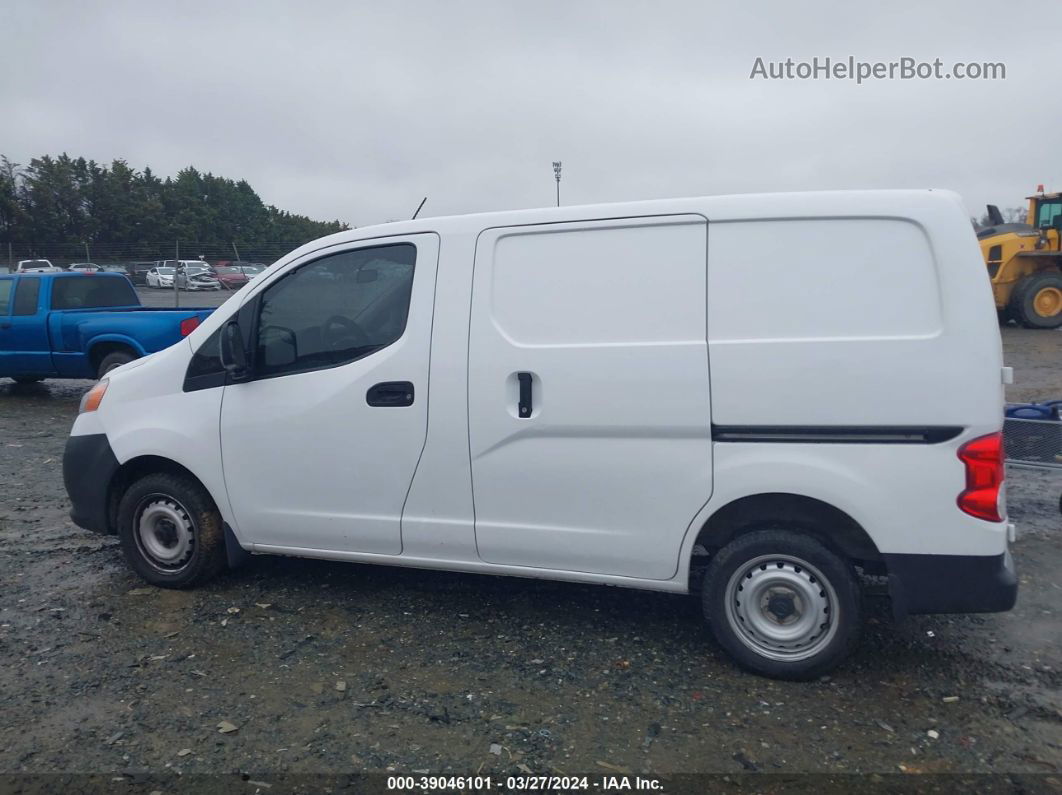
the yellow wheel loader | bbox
[977,189,1062,328]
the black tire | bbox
[116,472,227,588]
[1010,271,1062,329]
[702,530,861,680]
[12,376,45,384]
[97,350,136,379]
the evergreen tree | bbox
[1,152,349,257]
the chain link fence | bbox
[0,241,305,272]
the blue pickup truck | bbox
[0,272,215,382]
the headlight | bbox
[79,379,109,413]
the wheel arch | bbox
[87,337,144,373]
[689,492,884,590]
[106,455,218,535]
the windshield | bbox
[239,265,265,274]
[157,267,175,275]
[216,267,240,275]
[184,265,208,273]
[51,276,138,310]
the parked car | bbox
[235,263,266,279]
[67,263,102,272]
[61,190,1015,680]
[126,262,157,285]
[17,259,62,273]
[145,266,176,288]
[0,271,213,382]
[177,269,221,291]
[159,259,211,274]
[213,266,250,290]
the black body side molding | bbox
[711,425,964,444]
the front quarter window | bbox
[254,243,416,379]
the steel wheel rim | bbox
[134,494,195,573]
[724,553,840,662]
[1033,286,1062,318]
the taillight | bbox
[179,316,200,337]
[957,432,1005,522]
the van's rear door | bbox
[467,216,711,580]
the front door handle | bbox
[366,381,414,407]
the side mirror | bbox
[356,268,379,284]
[259,325,298,369]
[220,320,250,379]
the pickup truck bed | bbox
[0,272,215,381]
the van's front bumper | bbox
[884,549,1017,616]
[63,433,119,535]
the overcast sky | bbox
[3,1,1059,227]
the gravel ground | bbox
[0,310,1059,787]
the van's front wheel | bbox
[117,472,227,588]
[703,530,861,680]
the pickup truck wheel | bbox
[97,350,135,379]
[703,530,861,680]
[117,472,227,588]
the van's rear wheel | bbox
[703,530,860,680]
[117,472,227,588]
[1011,272,1062,329]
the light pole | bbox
[552,161,562,207]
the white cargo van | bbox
[63,190,1016,679]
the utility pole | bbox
[83,241,90,262]
[232,242,241,262]
[552,161,562,207]
[173,241,180,308]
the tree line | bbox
[0,153,348,257]
[972,206,1027,228]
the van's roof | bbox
[299,189,965,254]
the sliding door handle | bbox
[517,372,533,418]
[367,381,414,407]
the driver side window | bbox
[254,243,417,378]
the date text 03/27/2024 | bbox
[386,775,663,791]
